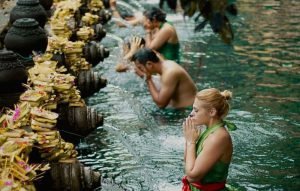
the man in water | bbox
[131,48,197,109]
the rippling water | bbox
[78,0,300,190]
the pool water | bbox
[78,0,300,190]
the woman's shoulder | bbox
[160,22,178,41]
[216,127,231,138]
[205,127,232,146]
[161,22,175,31]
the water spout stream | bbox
[128,0,145,11]
[105,33,124,46]
[117,0,139,13]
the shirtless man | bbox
[131,48,197,109]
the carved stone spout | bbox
[56,104,104,140]
[98,9,112,25]
[92,24,106,41]
[34,159,101,191]
[76,69,107,98]
[83,41,109,66]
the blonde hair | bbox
[196,88,232,119]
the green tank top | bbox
[158,22,180,63]
[190,122,230,191]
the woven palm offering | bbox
[82,13,100,26]
[0,104,51,191]
[88,0,104,12]
[76,26,95,42]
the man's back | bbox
[161,61,197,108]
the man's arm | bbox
[146,70,178,108]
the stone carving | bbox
[4,18,48,57]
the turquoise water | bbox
[78,0,300,190]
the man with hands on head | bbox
[123,37,146,60]
[115,36,146,72]
[131,48,197,109]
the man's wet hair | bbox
[131,48,159,65]
[144,7,166,22]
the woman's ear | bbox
[209,108,217,117]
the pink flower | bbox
[25,165,31,172]
[5,180,13,186]
[18,161,26,166]
[13,107,21,122]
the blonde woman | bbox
[182,88,237,191]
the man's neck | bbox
[154,59,163,75]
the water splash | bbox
[107,84,161,134]
[103,123,156,190]
[110,17,133,28]
[117,0,139,13]
[129,0,145,11]
[105,33,124,46]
